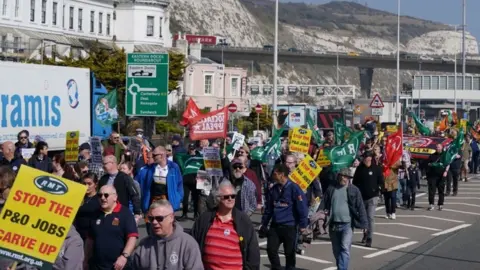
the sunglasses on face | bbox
[232,165,244,170]
[147,214,171,223]
[19,136,27,139]
[221,194,236,200]
[98,192,114,199]
[113,136,120,140]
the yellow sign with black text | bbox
[65,131,80,163]
[0,166,86,269]
[289,128,312,154]
[290,155,322,192]
[316,149,331,167]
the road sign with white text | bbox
[126,53,169,117]
[369,94,384,108]
[372,108,383,116]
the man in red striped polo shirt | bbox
[191,180,260,270]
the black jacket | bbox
[190,208,260,270]
[426,152,445,177]
[352,163,384,201]
[27,155,52,173]
[98,171,141,214]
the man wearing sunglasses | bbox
[261,163,308,270]
[85,185,138,270]
[191,180,260,270]
[229,158,258,217]
[132,200,203,269]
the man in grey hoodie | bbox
[132,200,203,269]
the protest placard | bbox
[316,148,331,167]
[289,127,312,154]
[290,154,322,192]
[203,147,223,177]
[89,137,103,165]
[65,131,80,164]
[0,166,86,269]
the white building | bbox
[0,0,172,60]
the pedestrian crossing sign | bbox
[369,94,384,108]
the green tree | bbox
[155,120,183,134]
[246,105,272,131]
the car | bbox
[263,45,274,50]
[313,49,326,54]
[420,55,434,61]
[441,56,454,63]
[348,51,359,56]
[288,47,301,53]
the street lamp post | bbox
[462,0,466,91]
[454,25,458,113]
[272,0,279,132]
[396,0,401,125]
[336,45,339,85]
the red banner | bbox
[384,127,403,177]
[189,107,228,140]
[180,99,202,126]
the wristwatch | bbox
[121,252,130,258]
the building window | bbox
[78,9,82,31]
[2,0,7,16]
[1,36,6,52]
[41,0,46,23]
[13,36,19,53]
[146,16,154,37]
[30,0,35,22]
[69,7,73,29]
[14,0,19,17]
[159,17,163,37]
[52,2,57,25]
[90,11,94,32]
[204,74,213,94]
[98,12,102,34]
[231,77,239,96]
[106,14,110,35]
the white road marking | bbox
[431,224,472,236]
[259,241,267,246]
[375,222,441,231]
[452,192,480,194]
[416,202,480,208]
[260,254,332,264]
[322,267,337,270]
[428,197,480,200]
[352,244,377,251]
[442,208,480,216]
[354,231,410,239]
[376,214,464,223]
[376,193,425,211]
[310,241,332,245]
[363,241,418,258]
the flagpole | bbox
[272,0,279,133]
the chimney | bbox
[190,38,202,60]
[176,39,188,56]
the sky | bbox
[282,0,480,40]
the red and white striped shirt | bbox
[203,215,243,270]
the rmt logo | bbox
[309,160,317,169]
[299,129,307,134]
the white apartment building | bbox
[0,0,171,60]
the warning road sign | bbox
[369,94,384,108]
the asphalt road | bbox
[137,174,480,270]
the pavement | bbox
[137,174,480,270]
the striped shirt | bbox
[203,215,243,270]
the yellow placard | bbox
[290,155,322,192]
[288,129,293,141]
[406,147,436,154]
[386,125,398,133]
[434,121,440,130]
[460,119,467,132]
[316,149,331,167]
[289,128,312,154]
[0,166,86,267]
[65,131,80,163]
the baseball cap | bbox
[231,158,242,166]
[188,143,196,149]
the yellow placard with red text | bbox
[0,166,86,268]
[386,125,398,133]
[290,155,322,192]
[316,149,331,167]
[289,128,312,154]
[65,131,80,163]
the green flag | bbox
[251,126,285,162]
[333,119,353,145]
[410,111,430,136]
[94,89,119,126]
[328,131,364,172]
[174,153,204,175]
[306,114,323,145]
[432,129,464,168]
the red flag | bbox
[383,126,403,177]
[189,107,229,140]
[180,99,201,126]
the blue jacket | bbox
[261,180,308,229]
[136,160,184,212]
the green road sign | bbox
[125,53,169,116]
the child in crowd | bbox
[405,161,421,210]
